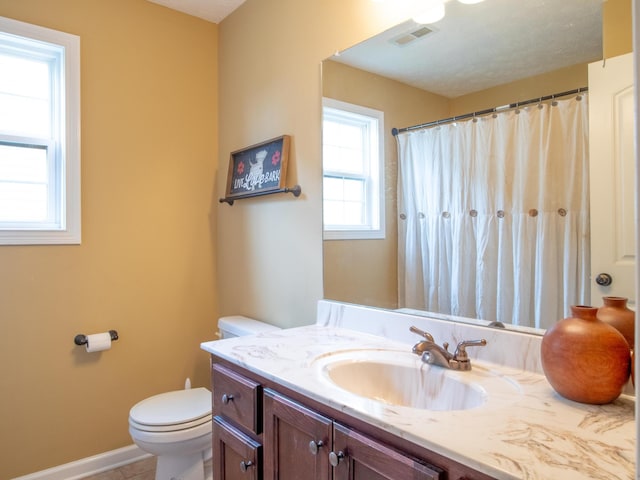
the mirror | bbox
[322,0,613,333]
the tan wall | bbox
[0,1,218,477]
[603,0,632,58]
[322,60,449,309]
[450,63,589,116]
[215,0,412,326]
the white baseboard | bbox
[12,444,152,480]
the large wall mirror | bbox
[322,0,635,333]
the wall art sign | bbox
[225,135,291,201]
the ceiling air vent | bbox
[391,26,435,47]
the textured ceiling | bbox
[333,0,603,98]
[146,0,246,23]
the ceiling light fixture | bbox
[372,0,483,25]
[412,0,445,24]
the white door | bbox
[588,52,636,307]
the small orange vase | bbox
[541,305,630,404]
[597,296,635,348]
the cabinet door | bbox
[331,423,442,480]
[213,416,262,480]
[263,389,333,480]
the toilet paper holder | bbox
[74,330,119,346]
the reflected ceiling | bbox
[332,0,602,98]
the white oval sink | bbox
[312,349,520,412]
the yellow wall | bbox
[215,0,411,326]
[0,1,218,477]
[604,0,632,58]
[322,60,449,309]
[450,63,589,116]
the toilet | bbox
[128,316,280,480]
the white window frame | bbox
[322,98,385,240]
[0,16,81,245]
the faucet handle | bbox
[409,326,434,342]
[454,339,487,362]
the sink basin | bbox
[312,349,520,411]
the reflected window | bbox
[322,98,384,240]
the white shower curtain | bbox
[397,95,590,329]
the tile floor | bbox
[80,456,155,480]
[80,456,213,480]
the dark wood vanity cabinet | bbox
[333,423,443,480]
[263,389,333,479]
[213,416,262,480]
[212,364,263,479]
[263,389,442,480]
[213,364,262,434]
[211,357,497,480]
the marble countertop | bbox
[201,325,635,480]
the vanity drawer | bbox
[213,363,262,434]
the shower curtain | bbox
[396,95,589,329]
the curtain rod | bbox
[391,87,588,136]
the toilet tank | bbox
[218,315,281,339]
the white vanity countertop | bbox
[201,325,635,480]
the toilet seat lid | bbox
[129,387,212,427]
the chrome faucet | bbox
[410,326,487,371]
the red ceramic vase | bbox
[541,305,630,404]
[597,296,635,348]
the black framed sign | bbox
[225,135,291,200]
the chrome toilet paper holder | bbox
[74,330,119,346]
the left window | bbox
[0,16,80,245]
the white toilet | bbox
[128,316,280,480]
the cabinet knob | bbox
[308,440,324,455]
[221,393,234,405]
[239,460,253,472]
[329,451,345,467]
